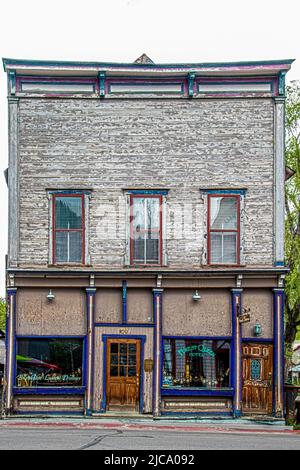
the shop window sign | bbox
[16,338,83,388]
[163,339,230,389]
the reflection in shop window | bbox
[162,339,231,388]
[16,338,84,387]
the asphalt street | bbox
[0,420,300,450]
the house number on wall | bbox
[119,328,129,335]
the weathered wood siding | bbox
[163,289,231,336]
[241,289,273,338]
[17,98,274,268]
[16,288,86,335]
[93,326,154,413]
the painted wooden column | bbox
[274,96,285,267]
[273,288,285,417]
[7,96,19,268]
[153,288,163,417]
[5,287,17,414]
[85,287,96,415]
[231,289,243,417]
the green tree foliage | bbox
[0,298,6,332]
[285,81,300,349]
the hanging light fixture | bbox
[253,320,262,337]
[192,290,201,301]
[47,289,55,302]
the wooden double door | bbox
[106,339,141,412]
[242,343,273,414]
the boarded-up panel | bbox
[17,288,86,335]
[163,289,231,336]
[93,326,153,413]
[241,289,273,338]
[127,289,152,323]
[95,289,122,323]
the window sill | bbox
[13,386,86,395]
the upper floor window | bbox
[52,194,85,264]
[208,194,240,265]
[130,195,162,265]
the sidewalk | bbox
[0,416,298,435]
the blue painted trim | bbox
[201,189,247,195]
[161,388,234,397]
[18,80,96,94]
[95,322,154,328]
[187,72,195,98]
[275,261,285,267]
[9,71,16,95]
[16,411,84,416]
[13,387,86,395]
[153,289,163,416]
[231,289,242,417]
[197,80,274,95]
[273,289,285,417]
[122,280,127,324]
[125,189,169,195]
[101,334,146,414]
[85,288,96,414]
[242,338,273,343]
[108,81,184,95]
[278,71,286,96]
[163,335,232,340]
[161,411,233,417]
[47,189,92,195]
[99,72,105,98]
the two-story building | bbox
[3,54,293,418]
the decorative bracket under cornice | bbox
[188,72,196,98]
[99,72,106,98]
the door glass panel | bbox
[128,366,136,377]
[128,344,136,354]
[120,366,126,377]
[110,366,118,377]
[111,344,118,354]
[128,355,136,365]
[111,355,118,365]
[251,359,261,380]
[120,344,127,354]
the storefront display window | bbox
[16,338,84,388]
[162,338,230,388]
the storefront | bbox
[4,271,285,418]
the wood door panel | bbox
[242,343,273,414]
[106,339,141,411]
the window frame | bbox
[52,193,86,265]
[129,194,163,266]
[207,194,241,266]
[14,335,86,393]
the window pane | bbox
[146,231,159,264]
[55,231,82,263]
[210,197,237,230]
[210,232,237,264]
[146,198,160,230]
[133,198,145,231]
[16,338,83,387]
[162,339,230,389]
[55,197,82,229]
[133,236,145,263]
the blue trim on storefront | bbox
[242,338,274,343]
[95,322,154,328]
[100,334,146,414]
[122,280,127,324]
[161,388,234,397]
[161,411,233,417]
[13,387,86,395]
[16,411,84,416]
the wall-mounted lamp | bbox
[47,289,55,302]
[192,290,201,301]
[253,320,262,337]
